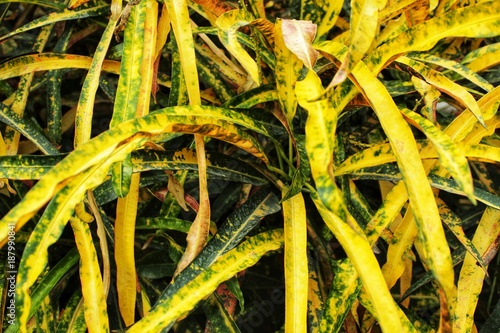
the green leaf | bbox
[202,293,241,333]
[132,149,268,185]
[127,229,284,332]
[0,102,59,155]
[282,134,310,201]
[319,259,362,333]
[110,1,146,198]
[5,248,79,333]
[400,108,475,203]
[74,14,118,147]
[0,4,110,43]
[155,187,281,302]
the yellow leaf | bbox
[351,60,456,322]
[70,216,110,333]
[311,192,413,332]
[74,14,118,147]
[454,207,500,332]
[166,0,211,277]
[115,173,141,326]
[283,191,308,333]
[411,75,440,122]
[274,19,303,122]
[330,0,387,86]
[136,0,158,117]
[381,209,418,289]
[400,108,475,204]
[397,56,485,127]
[216,10,260,86]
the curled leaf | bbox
[281,19,319,69]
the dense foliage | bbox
[0,0,499,332]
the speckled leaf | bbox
[454,208,500,332]
[311,191,412,332]
[127,229,284,332]
[0,103,59,155]
[429,174,500,210]
[153,187,280,306]
[11,140,141,332]
[202,293,240,333]
[319,259,361,333]
[166,0,201,105]
[381,209,418,290]
[411,76,440,121]
[408,52,494,93]
[462,42,500,74]
[307,257,322,332]
[131,149,267,185]
[0,105,270,254]
[336,140,500,176]
[0,54,121,80]
[331,0,387,85]
[110,1,146,198]
[280,19,318,70]
[216,10,260,85]
[282,134,311,201]
[282,191,307,333]
[350,61,456,323]
[366,1,500,75]
[400,108,475,203]
[397,56,485,127]
[437,198,487,272]
[136,0,157,116]
[274,19,303,122]
[74,15,118,147]
[46,26,73,144]
[70,217,109,333]
[296,70,348,222]
[222,84,278,108]
[53,290,83,333]
[316,0,343,41]
[0,4,109,43]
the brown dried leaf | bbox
[281,19,319,69]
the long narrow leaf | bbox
[351,60,456,326]
[127,229,284,332]
[115,174,140,326]
[282,191,307,333]
[70,217,109,333]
